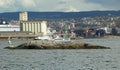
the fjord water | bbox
[0,38,120,70]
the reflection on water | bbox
[0,39,120,70]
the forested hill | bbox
[0,11,120,21]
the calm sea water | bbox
[0,38,120,70]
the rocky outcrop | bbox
[5,41,110,49]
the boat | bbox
[34,36,71,42]
[34,36,52,40]
[53,36,71,42]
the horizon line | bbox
[0,10,120,13]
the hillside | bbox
[0,11,120,21]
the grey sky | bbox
[0,0,119,12]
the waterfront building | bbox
[0,25,20,32]
[19,12,28,21]
[20,21,47,36]
[0,19,20,32]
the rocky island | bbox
[5,40,110,49]
[5,41,110,49]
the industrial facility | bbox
[0,12,48,40]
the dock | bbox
[0,31,40,40]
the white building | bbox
[19,12,28,21]
[20,21,47,35]
[0,25,20,32]
[0,19,20,32]
[100,27,112,34]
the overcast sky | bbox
[0,0,120,13]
